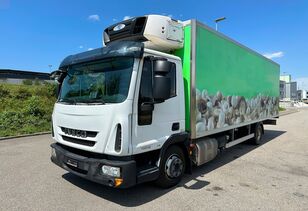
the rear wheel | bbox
[155,145,185,188]
[252,123,263,145]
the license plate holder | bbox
[66,158,78,168]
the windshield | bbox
[59,57,135,104]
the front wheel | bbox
[155,145,185,188]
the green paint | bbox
[195,25,279,98]
[193,24,280,138]
[172,23,279,135]
[174,25,191,131]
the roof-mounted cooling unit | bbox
[103,15,184,52]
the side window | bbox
[137,58,177,126]
[167,63,176,97]
[139,59,153,103]
[138,58,153,125]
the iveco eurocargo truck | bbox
[50,15,279,188]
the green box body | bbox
[174,20,280,139]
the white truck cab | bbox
[51,15,189,188]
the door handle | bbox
[172,122,180,131]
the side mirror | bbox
[153,76,171,101]
[50,70,61,81]
[50,69,66,84]
[152,59,172,102]
[153,59,173,74]
[50,70,66,98]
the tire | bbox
[155,145,186,188]
[252,123,263,145]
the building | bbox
[280,74,291,83]
[297,90,308,100]
[0,69,51,84]
[285,81,297,101]
[279,74,297,101]
[279,80,286,100]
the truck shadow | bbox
[62,129,285,207]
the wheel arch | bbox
[158,132,192,173]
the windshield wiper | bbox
[58,99,77,105]
[79,99,106,104]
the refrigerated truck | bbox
[50,15,279,188]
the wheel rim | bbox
[165,154,184,178]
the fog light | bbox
[51,148,56,158]
[102,165,121,177]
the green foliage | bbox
[279,106,286,111]
[34,78,40,86]
[25,96,46,116]
[0,83,56,137]
[0,85,10,98]
[22,79,33,85]
[34,82,57,97]
[15,86,32,99]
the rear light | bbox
[115,124,122,152]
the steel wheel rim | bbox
[165,154,184,178]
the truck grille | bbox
[62,135,96,147]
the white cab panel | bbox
[52,100,132,156]
[131,49,185,155]
[52,59,140,156]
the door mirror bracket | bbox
[140,102,154,113]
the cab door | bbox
[131,54,185,155]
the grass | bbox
[279,106,286,111]
[0,83,57,137]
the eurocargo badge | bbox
[113,23,125,31]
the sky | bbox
[0,0,308,89]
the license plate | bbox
[66,158,78,167]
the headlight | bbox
[51,148,57,158]
[102,165,121,177]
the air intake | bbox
[114,124,122,152]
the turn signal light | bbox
[114,178,123,187]
[189,143,196,156]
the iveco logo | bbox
[64,128,87,138]
[113,23,126,31]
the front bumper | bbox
[51,143,136,188]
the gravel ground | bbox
[0,109,308,211]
